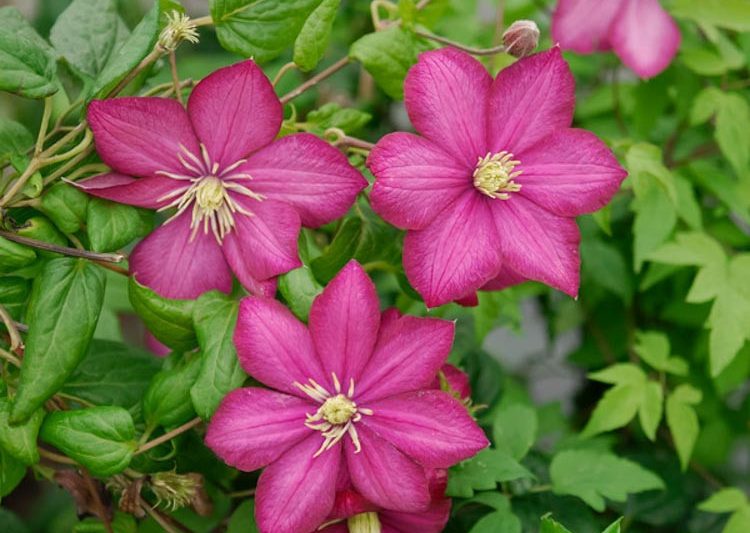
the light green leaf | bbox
[582,382,643,438]
[550,449,664,511]
[350,27,427,99]
[0,119,32,164]
[0,7,57,98]
[0,237,36,272]
[540,515,573,533]
[50,0,129,80]
[589,363,646,386]
[278,265,323,322]
[647,231,725,267]
[11,258,105,423]
[0,396,43,465]
[39,182,89,234]
[492,403,537,460]
[708,285,750,376]
[699,488,747,513]
[39,406,136,476]
[86,198,153,252]
[715,92,750,178]
[673,176,702,230]
[601,517,624,533]
[144,354,201,428]
[293,0,340,71]
[446,449,534,498]
[190,292,245,420]
[725,508,750,533]
[666,384,702,470]
[211,0,323,62]
[227,500,259,533]
[634,331,688,375]
[470,508,522,533]
[638,381,663,441]
[128,277,197,351]
[671,0,750,32]
[632,178,677,272]
[305,102,371,135]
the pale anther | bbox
[473,151,522,199]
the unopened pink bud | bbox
[503,20,540,58]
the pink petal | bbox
[492,196,580,297]
[204,388,311,472]
[74,173,183,209]
[610,0,681,78]
[221,197,302,283]
[240,133,367,227]
[329,488,379,520]
[145,332,170,357]
[234,297,328,398]
[403,191,502,307]
[487,47,575,156]
[380,498,451,533]
[369,133,471,230]
[481,264,528,291]
[319,524,348,533]
[432,364,472,401]
[516,129,627,216]
[256,434,341,533]
[551,0,621,53]
[404,48,492,167]
[87,98,200,178]
[346,424,430,512]
[362,391,488,468]
[309,261,380,386]
[129,211,232,299]
[356,315,454,403]
[455,292,478,307]
[187,60,282,167]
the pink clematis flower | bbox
[78,60,366,299]
[319,469,450,533]
[205,261,488,533]
[367,47,627,307]
[552,0,681,78]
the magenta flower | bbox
[367,47,626,307]
[320,469,450,533]
[552,0,681,78]
[205,261,488,533]
[79,60,366,299]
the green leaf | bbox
[665,384,701,470]
[699,488,747,513]
[725,508,750,533]
[91,2,159,98]
[632,178,676,272]
[638,381,663,441]
[708,281,750,376]
[211,0,323,62]
[39,406,136,476]
[714,92,750,178]
[278,265,323,322]
[540,515,574,533]
[190,292,246,420]
[62,340,162,418]
[589,363,646,386]
[305,102,371,135]
[470,508,522,533]
[492,403,537,460]
[550,449,664,511]
[311,217,362,283]
[86,198,152,252]
[601,517,623,533]
[128,277,197,352]
[144,354,201,428]
[74,512,137,533]
[350,27,427,99]
[0,396,43,465]
[49,0,129,80]
[293,0,340,71]
[39,182,89,234]
[11,258,105,423]
[582,382,643,438]
[0,7,57,98]
[446,449,534,498]
[0,119,32,164]
[16,216,67,256]
[0,237,36,272]
[0,448,25,498]
[633,331,688,375]
[227,500,259,533]
[581,238,632,302]
[671,0,750,32]
[0,277,30,319]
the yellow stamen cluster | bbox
[473,151,522,199]
[157,144,263,244]
[158,11,199,52]
[294,373,373,458]
[347,512,382,533]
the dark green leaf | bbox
[39,406,136,476]
[39,182,89,235]
[11,258,105,423]
[0,448,25,498]
[0,395,43,465]
[128,277,196,351]
[86,198,153,252]
[305,102,371,135]
[0,237,36,272]
[540,515,574,533]
[226,500,259,533]
[293,0,340,71]
[278,265,323,322]
[446,449,534,498]
[493,402,537,460]
[470,508,522,533]
[0,277,31,319]
[311,217,362,283]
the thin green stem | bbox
[42,146,95,186]
[39,128,93,166]
[35,97,54,156]
[134,417,202,456]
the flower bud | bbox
[347,512,382,533]
[502,20,540,58]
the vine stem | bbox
[0,304,23,350]
[108,48,164,98]
[34,97,53,156]
[38,448,78,465]
[0,230,124,263]
[324,128,375,151]
[414,29,507,56]
[279,57,351,104]
[135,417,202,456]
[169,51,184,104]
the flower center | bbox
[347,512,381,533]
[473,151,522,199]
[294,373,373,458]
[156,144,263,244]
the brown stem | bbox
[82,469,113,533]
[143,503,189,533]
[39,448,78,465]
[413,29,507,56]
[135,417,202,456]
[169,52,184,104]
[95,261,130,276]
[280,57,351,104]
[0,304,23,350]
[108,48,164,98]
[228,488,256,498]
[0,230,125,263]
